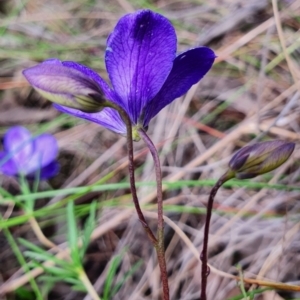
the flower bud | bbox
[228,140,295,179]
[23,59,106,112]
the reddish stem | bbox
[138,128,169,300]
[110,103,157,245]
[200,173,231,300]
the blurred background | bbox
[0,0,300,299]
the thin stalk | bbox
[138,128,169,300]
[105,102,168,298]
[78,268,101,300]
[200,172,232,300]
[28,216,59,250]
[107,102,157,245]
[19,177,59,251]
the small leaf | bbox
[112,259,143,297]
[103,249,127,300]
[67,200,81,267]
[19,238,48,254]
[23,251,69,269]
[40,265,75,278]
[80,201,97,258]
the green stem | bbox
[138,128,169,300]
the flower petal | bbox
[40,161,60,179]
[23,59,107,112]
[28,161,60,180]
[61,60,118,104]
[142,47,216,126]
[14,133,58,175]
[0,151,18,176]
[3,126,33,166]
[105,9,177,123]
[54,104,127,135]
[33,134,58,167]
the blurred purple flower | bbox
[23,10,215,137]
[0,126,59,179]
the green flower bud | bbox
[228,140,295,179]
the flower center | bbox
[132,126,141,142]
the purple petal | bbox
[32,134,58,167]
[11,133,58,176]
[61,60,118,104]
[54,104,127,135]
[1,126,59,179]
[28,161,60,179]
[40,161,59,179]
[0,151,18,176]
[23,59,108,112]
[105,9,177,123]
[143,47,216,126]
[23,59,100,94]
[3,126,33,166]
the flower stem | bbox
[138,128,169,300]
[107,102,157,245]
[105,102,168,298]
[200,172,233,300]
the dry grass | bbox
[0,0,300,299]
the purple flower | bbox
[23,9,216,137]
[0,126,59,179]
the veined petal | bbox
[54,104,127,135]
[105,9,177,123]
[61,61,119,105]
[3,126,33,166]
[143,47,216,127]
[23,59,107,112]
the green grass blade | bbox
[103,250,126,300]
[111,260,143,297]
[67,200,81,267]
[0,215,43,300]
[80,201,97,259]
